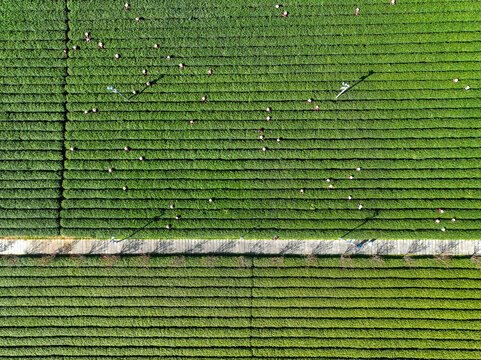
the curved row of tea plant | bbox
[61,0,481,239]
[0,0,66,236]
[0,255,480,358]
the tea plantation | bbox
[0,254,480,358]
[1,0,481,239]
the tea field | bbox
[1,0,481,239]
[0,254,481,358]
[0,0,66,237]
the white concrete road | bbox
[0,238,480,255]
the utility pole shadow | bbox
[339,209,380,240]
[240,225,263,240]
[128,75,165,101]
[110,210,166,243]
[339,70,374,97]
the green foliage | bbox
[0,2,65,236]
[0,255,480,357]
[60,0,481,240]
[2,0,481,239]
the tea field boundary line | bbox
[57,0,69,236]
